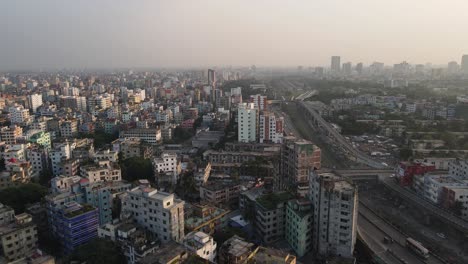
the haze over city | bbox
[2,1,468,264]
[2,0,468,70]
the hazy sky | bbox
[1,0,467,70]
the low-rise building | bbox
[120,128,162,145]
[80,160,121,183]
[218,235,256,264]
[112,138,153,160]
[0,213,38,262]
[199,181,241,206]
[183,231,217,262]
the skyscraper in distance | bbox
[331,56,341,73]
[356,62,363,75]
[207,69,216,86]
[447,61,459,75]
[342,62,352,75]
[461,55,468,74]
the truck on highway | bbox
[406,237,429,259]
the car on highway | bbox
[436,232,446,239]
[383,236,394,244]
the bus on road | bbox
[406,237,429,259]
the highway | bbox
[298,101,386,169]
[359,201,446,264]
[381,177,468,233]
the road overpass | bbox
[381,177,468,234]
[358,201,447,264]
[298,101,386,169]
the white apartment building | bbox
[120,128,162,145]
[9,106,31,125]
[50,143,73,176]
[25,146,48,178]
[238,103,257,143]
[413,157,456,170]
[444,186,468,219]
[92,149,119,163]
[28,94,43,113]
[0,126,22,145]
[121,186,185,243]
[183,231,217,262]
[422,175,461,204]
[60,120,78,138]
[449,159,468,180]
[309,171,358,258]
[0,204,15,225]
[2,144,26,161]
[153,153,178,174]
[88,93,112,111]
[50,175,82,193]
[155,110,173,123]
[80,160,121,183]
[259,112,284,144]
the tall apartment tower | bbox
[250,94,268,111]
[461,55,468,75]
[259,112,284,144]
[238,103,257,143]
[28,94,43,113]
[355,63,363,75]
[447,61,459,75]
[309,171,358,258]
[342,62,352,75]
[281,136,321,197]
[207,69,216,87]
[331,56,341,73]
[121,186,185,243]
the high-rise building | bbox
[369,62,384,75]
[49,201,99,254]
[250,94,268,111]
[393,61,410,76]
[207,69,216,86]
[46,179,131,225]
[238,103,257,143]
[285,199,312,257]
[281,136,321,197]
[28,94,43,113]
[309,171,358,258]
[355,63,363,75]
[342,62,352,75]
[121,186,185,243]
[259,112,284,144]
[461,55,468,74]
[315,67,324,77]
[331,56,341,73]
[447,61,460,75]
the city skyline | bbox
[2,0,468,71]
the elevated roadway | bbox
[358,201,447,264]
[298,101,386,168]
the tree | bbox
[173,127,194,143]
[67,238,126,264]
[0,183,47,213]
[120,157,154,182]
[399,148,413,161]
